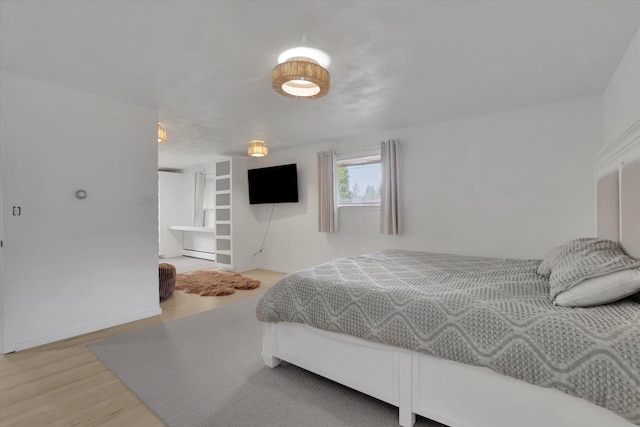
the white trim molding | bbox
[594,117,640,173]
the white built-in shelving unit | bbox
[214,159,233,269]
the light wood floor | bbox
[0,269,286,427]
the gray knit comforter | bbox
[256,250,640,424]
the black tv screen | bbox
[248,163,299,204]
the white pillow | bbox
[553,268,640,307]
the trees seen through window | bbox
[337,156,381,206]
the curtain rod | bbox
[335,143,380,156]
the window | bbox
[337,155,381,206]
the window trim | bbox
[337,155,380,168]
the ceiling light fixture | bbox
[272,47,330,99]
[248,140,268,157]
[158,123,167,143]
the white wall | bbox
[604,28,640,147]
[158,171,189,257]
[232,96,603,274]
[0,71,160,352]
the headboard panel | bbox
[595,118,640,260]
[620,159,640,259]
[596,171,619,243]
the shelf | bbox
[169,226,216,233]
[215,220,231,225]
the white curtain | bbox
[202,173,216,226]
[380,139,401,235]
[317,150,337,233]
[193,172,206,226]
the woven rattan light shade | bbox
[272,58,330,99]
[157,123,167,143]
[248,140,268,157]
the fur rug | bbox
[175,270,260,296]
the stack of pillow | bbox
[537,238,640,307]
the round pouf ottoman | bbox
[159,263,176,302]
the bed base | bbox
[262,322,633,427]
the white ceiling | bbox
[2,0,640,169]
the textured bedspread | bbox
[256,250,640,424]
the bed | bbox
[256,132,640,427]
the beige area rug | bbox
[89,297,445,427]
[175,270,260,296]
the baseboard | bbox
[182,249,216,261]
[159,252,182,259]
[260,264,293,274]
[8,307,162,353]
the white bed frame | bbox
[261,123,640,427]
[262,322,633,427]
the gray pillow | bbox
[537,237,597,277]
[549,239,640,304]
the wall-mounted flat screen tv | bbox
[248,163,299,204]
